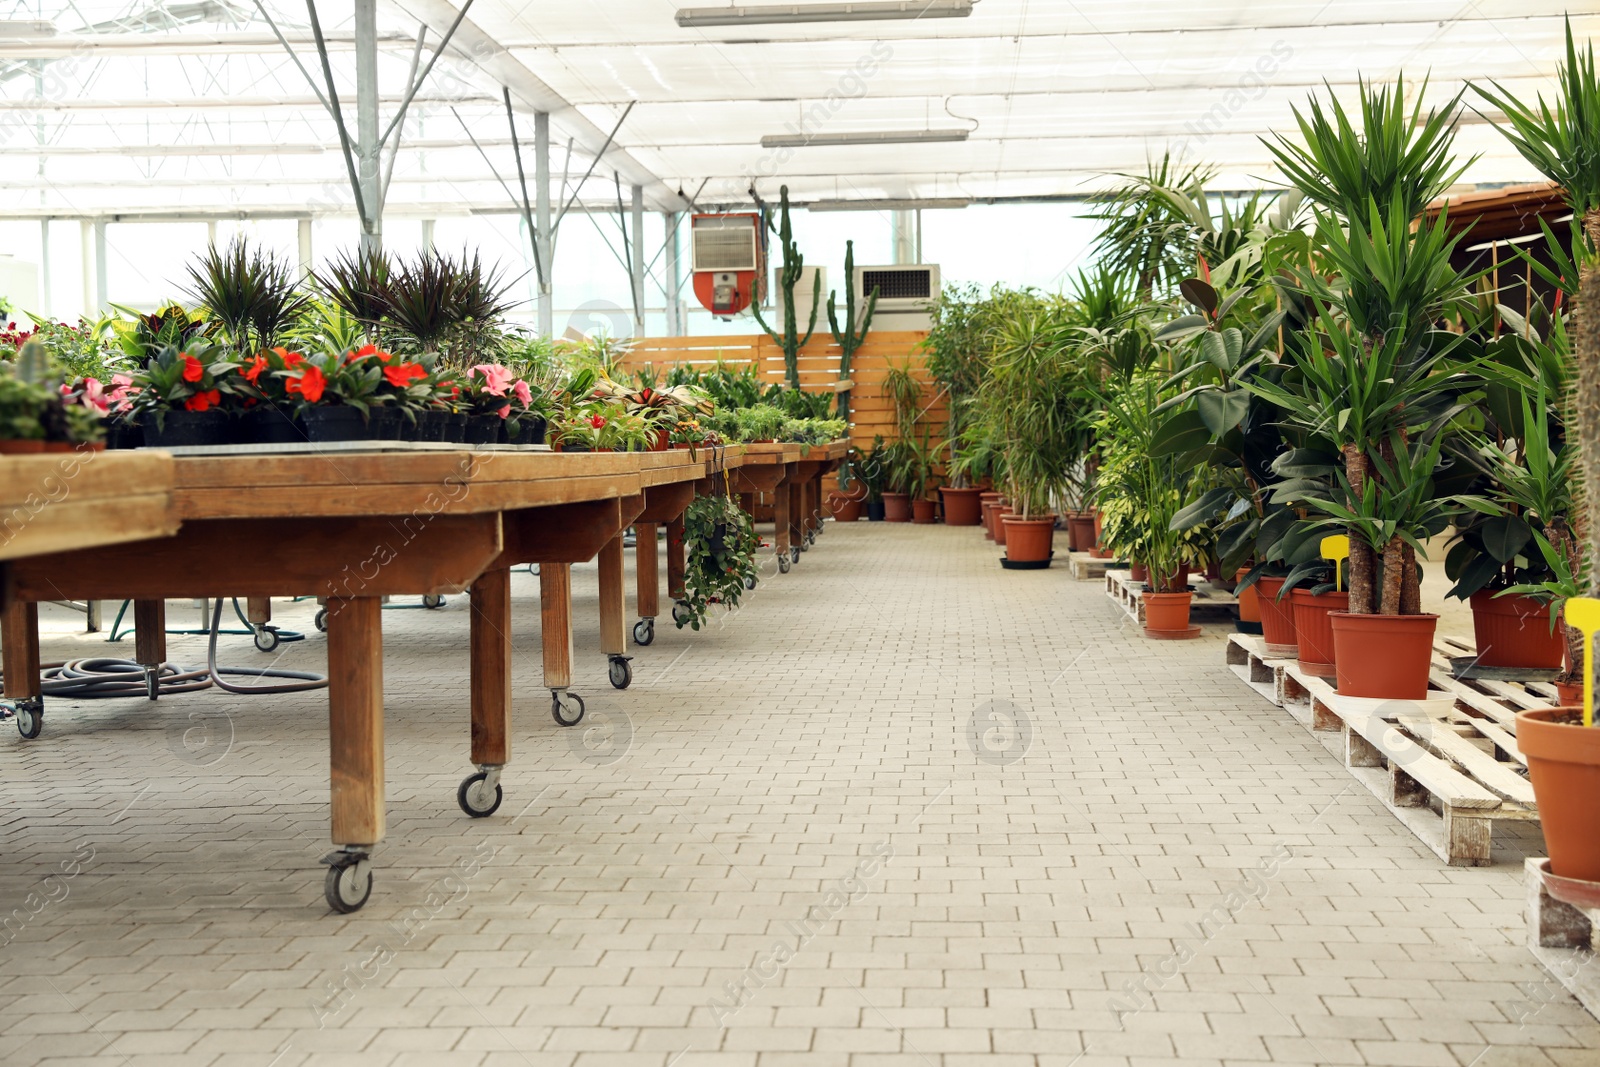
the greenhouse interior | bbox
[4,1,1600,1065]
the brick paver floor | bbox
[1,521,1597,1066]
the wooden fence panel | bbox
[616,331,944,452]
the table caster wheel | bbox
[608,656,632,690]
[552,691,586,727]
[422,594,445,609]
[322,852,373,914]
[314,608,328,632]
[14,700,41,740]
[790,546,801,563]
[254,626,280,653]
[457,769,503,818]
[745,575,757,591]
[633,619,655,646]
[805,529,815,547]
[778,554,791,574]
[671,600,692,625]
[143,664,160,701]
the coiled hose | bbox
[18,599,327,699]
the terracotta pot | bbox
[1234,568,1261,624]
[940,486,984,526]
[1065,512,1096,553]
[911,498,938,524]
[43,441,75,453]
[830,496,863,522]
[1469,590,1563,669]
[1129,561,1148,583]
[1002,514,1054,563]
[1253,576,1298,658]
[993,511,1011,546]
[1328,612,1439,700]
[980,498,1003,540]
[1518,708,1600,881]
[1147,564,1190,593]
[1555,682,1583,706]
[0,439,45,454]
[1142,591,1197,639]
[882,492,912,522]
[1289,588,1349,678]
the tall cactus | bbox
[826,239,878,422]
[751,184,819,390]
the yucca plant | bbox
[1476,18,1600,598]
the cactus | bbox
[751,185,819,390]
[825,239,878,422]
[15,338,50,386]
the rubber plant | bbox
[676,492,760,630]
[751,185,819,390]
[825,239,878,421]
[1474,15,1600,881]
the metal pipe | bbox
[535,111,553,338]
[353,0,382,250]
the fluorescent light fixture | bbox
[761,128,969,148]
[0,20,57,37]
[809,197,970,211]
[678,1,971,27]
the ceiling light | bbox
[677,1,971,28]
[809,197,970,211]
[761,128,969,148]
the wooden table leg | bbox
[598,532,626,658]
[540,562,573,691]
[666,517,686,600]
[739,492,755,518]
[2,600,40,700]
[132,598,166,701]
[325,596,384,849]
[773,479,792,565]
[469,568,511,770]
[788,480,804,554]
[635,522,660,622]
[245,596,271,625]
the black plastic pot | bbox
[105,418,143,450]
[302,405,370,443]
[143,409,231,448]
[444,412,468,443]
[866,500,886,521]
[464,413,504,445]
[507,415,546,446]
[367,407,405,441]
[413,409,452,442]
[237,404,304,445]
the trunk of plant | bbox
[1563,620,1587,686]
[1343,443,1377,614]
[1577,209,1600,597]
[1399,544,1421,616]
[1379,537,1404,615]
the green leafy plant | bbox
[126,341,245,428]
[676,493,760,630]
[186,237,310,354]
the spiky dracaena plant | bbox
[1476,17,1600,596]
[825,239,878,422]
[751,185,819,390]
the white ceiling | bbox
[0,0,1585,219]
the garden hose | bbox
[1,599,327,701]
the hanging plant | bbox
[677,493,760,631]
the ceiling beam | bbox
[2,137,596,156]
[0,93,497,111]
[0,31,416,56]
[386,0,686,212]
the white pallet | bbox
[1105,568,1239,624]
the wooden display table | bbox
[1,447,708,912]
[0,450,180,739]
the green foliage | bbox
[676,494,760,630]
[186,237,310,354]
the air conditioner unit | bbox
[690,213,764,317]
[854,264,939,310]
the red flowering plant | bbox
[125,341,245,429]
[274,344,389,415]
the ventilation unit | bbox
[854,264,939,309]
[690,213,765,318]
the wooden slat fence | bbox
[617,331,947,452]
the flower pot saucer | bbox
[1000,552,1053,570]
[1143,624,1203,641]
[1537,857,1600,911]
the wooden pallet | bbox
[1106,568,1239,624]
[1225,632,1548,865]
[1526,858,1600,1022]
[1069,552,1119,580]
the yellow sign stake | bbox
[1563,596,1600,727]
[1320,534,1351,593]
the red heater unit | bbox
[690,213,765,318]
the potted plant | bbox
[127,341,244,447]
[274,346,392,443]
[880,438,915,522]
[858,436,889,521]
[0,344,53,453]
[1476,18,1600,881]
